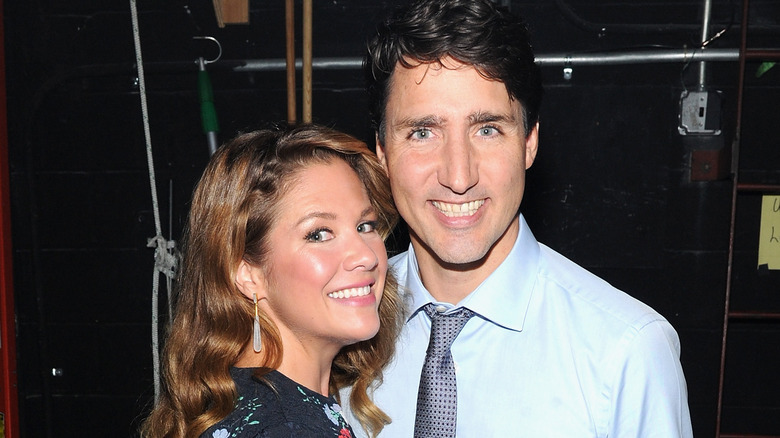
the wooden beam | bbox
[213,0,249,28]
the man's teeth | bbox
[328,286,371,299]
[432,200,485,217]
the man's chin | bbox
[419,239,492,271]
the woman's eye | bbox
[357,221,378,233]
[305,228,333,242]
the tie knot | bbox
[423,304,474,322]
[423,304,474,354]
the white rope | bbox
[129,0,177,404]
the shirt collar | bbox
[401,214,540,331]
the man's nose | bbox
[438,133,478,194]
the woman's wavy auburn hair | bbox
[141,124,403,438]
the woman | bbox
[141,124,403,438]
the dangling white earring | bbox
[253,293,262,352]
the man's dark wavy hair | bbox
[365,0,543,143]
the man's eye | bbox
[411,128,432,140]
[305,228,333,242]
[479,126,499,136]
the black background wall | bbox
[4,0,780,436]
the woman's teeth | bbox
[328,286,371,299]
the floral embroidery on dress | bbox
[297,386,352,434]
[212,395,264,437]
[323,402,343,426]
[204,370,355,437]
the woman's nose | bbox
[344,235,380,271]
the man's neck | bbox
[416,260,485,304]
[411,220,519,304]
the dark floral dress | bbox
[200,368,354,438]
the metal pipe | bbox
[698,0,713,87]
[536,48,737,66]
[232,48,746,73]
[235,57,362,72]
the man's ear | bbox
[524,122,540,170]
[235,259,267,300]
[375,133,388,172]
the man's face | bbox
[378,57,538,272]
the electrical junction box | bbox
[678,89,722,135]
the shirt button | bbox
[435,304,447,313]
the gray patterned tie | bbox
[414,304,474,438]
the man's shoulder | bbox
[535,243,666,328]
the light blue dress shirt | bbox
[342,215,693,437]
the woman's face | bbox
[257,159,388,356]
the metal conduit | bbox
[698,0,713,86]
[232,48,749,72]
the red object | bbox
[691,147,730,181]
[0,0,20,434]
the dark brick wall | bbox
[4,0,779,436]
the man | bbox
[342,0,693,436]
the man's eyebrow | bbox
[468,111,516,125]
[396,115,445,129]
[393,111,516,131]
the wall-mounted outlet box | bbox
[678,89,722,135]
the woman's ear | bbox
[234,259,267,300]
